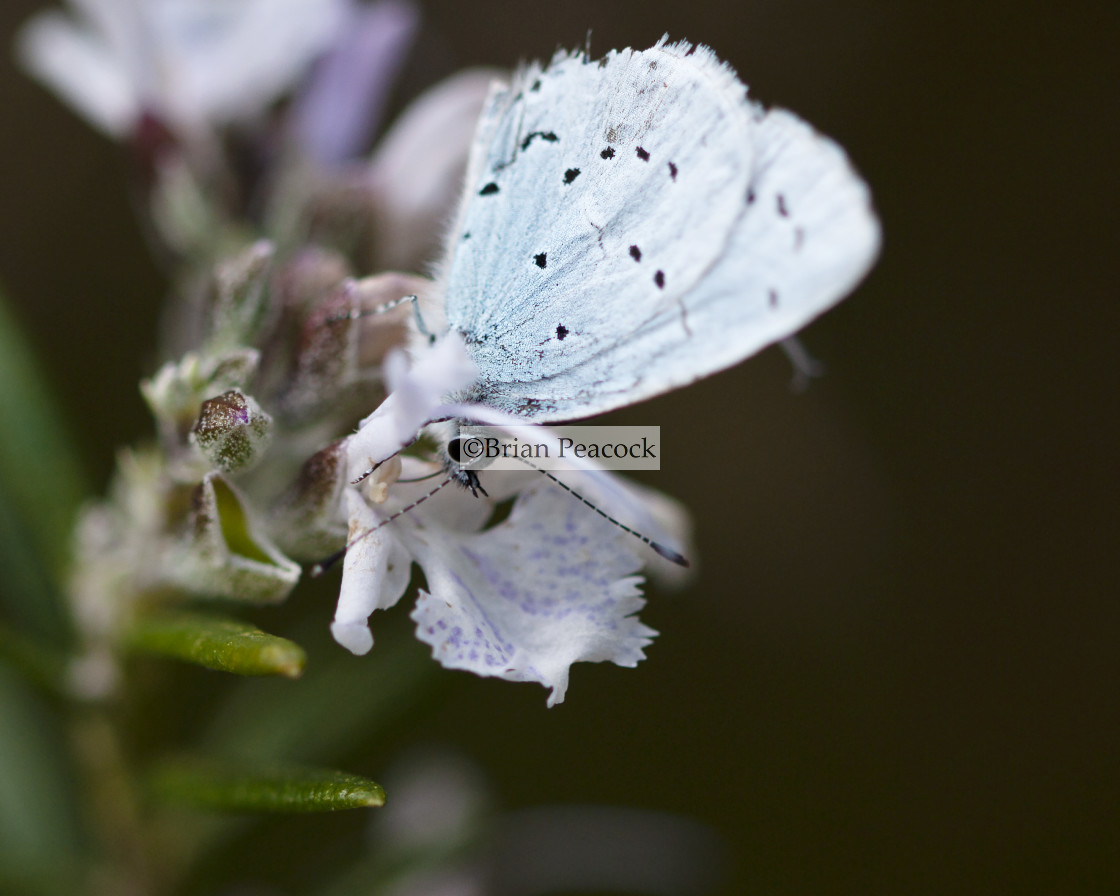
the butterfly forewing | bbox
[474,108,881,419]
[442,39,755,401]
[439,38,879,422]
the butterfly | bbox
[328,38,879,698]
[427,36,880,422]
[344,35,879,543]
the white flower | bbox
[331,336,691,706]
[17,0,353,136]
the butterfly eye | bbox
[445,436,463,463]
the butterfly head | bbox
[439,426,490,498]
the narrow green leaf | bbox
[0,664,83,879]
[0,622,69,698]
[0,487,66,641]
[0,288,87,573]
[0,286,87,638]
[126,612,306,678]
[148,758,384,812]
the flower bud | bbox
[190,390,273,474]
[142,349,260,434]
[278,273,420,421]
[272,248,351,320]
[270,440,348,560]
[207,241,275,351]
[165,473,300,604]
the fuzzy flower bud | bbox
[270,440,349,560]
[190,390,273,474]
[207,241,275,352]
[165,473,300,604]
[142,348,260,440]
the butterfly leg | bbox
[779,336,826,393]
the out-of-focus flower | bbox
[16,0,353,137]
[365,68,501,269]
[365,751,725,894]
[277,67,500,273]
[330,336,691,706]
[290,0,419,167]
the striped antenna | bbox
[309,474,455,577]
[326,293,434,341]
[533,466,690,567]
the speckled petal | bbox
[405,481,656,706]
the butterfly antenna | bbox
[309,474,455,577]
[327,293,435,342]
[396,469,446,484]
[523,463,689,567]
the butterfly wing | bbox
[441,38,879,421]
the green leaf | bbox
[125,612,306,678]
[148,758,384,812]
[0,488,65,641]
[0,286,88,636]
[0,664,82,887]
[0,622,68,698]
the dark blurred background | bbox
[0,1,1116,893]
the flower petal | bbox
[369,68,501,269]
[292,0,420,165]
[19,0,352,136]
[437,400,693,568]
[346,334,477,482]
[332,487,412,654]
[155,0,349,127]
[17,10,137,135]
[405,481,656,706]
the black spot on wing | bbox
[556,324,569,340]
[530,79,541,91]
[777,193,789,217]
[563,167,581,184]
[520,131,559,151]
[600,146,616,159]
[747,188,756,205]
[668,161,678,181]
[654,270,666,289]
[629,245,642,262]
[769,289,779,308]
[479,182,499,196]
[534,252,547,269]
[636,146,650,161]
